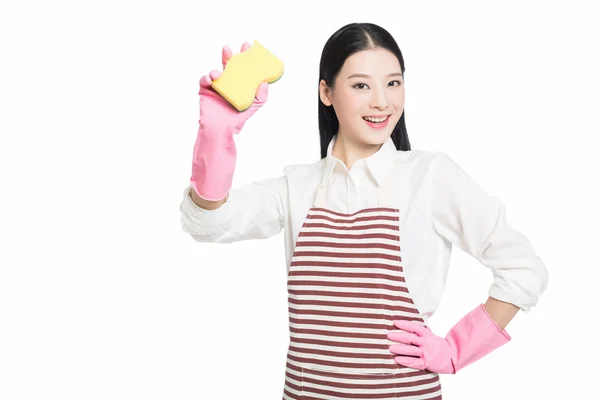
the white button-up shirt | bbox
[180,136,549,317]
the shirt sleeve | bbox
[179,175,288,243]
[428,152,549,313]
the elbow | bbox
[179,195,235,243]
[535,256,550,298]
[180,217,233,243]
[524,258,549,313]
[489,256,549,314]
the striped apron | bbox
[282,172,443,400]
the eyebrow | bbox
[347,72,403,79]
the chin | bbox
[358,133,391,146]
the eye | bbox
[353,83,369,90]
[389,80,402,87]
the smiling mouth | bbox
[362,115,390,123]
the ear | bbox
[319,79,332,106]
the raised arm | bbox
[180,176,287,243]
[181,42,286,242]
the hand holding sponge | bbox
[189,41,283,201]
[211,40,284,111]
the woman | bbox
[180,22,549,399]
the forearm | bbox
[390,296,516,374]
[190,188,227,210]
[483,297,520,330]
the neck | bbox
[331,134,383,170]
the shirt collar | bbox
[321,135,397,187]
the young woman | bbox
[180,22,549,400]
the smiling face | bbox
[319,47,405,149]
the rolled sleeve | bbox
[429,152,549,313]
[180,175,288,243]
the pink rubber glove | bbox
[190,42,269,201]
[387,304,511,374]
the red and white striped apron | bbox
[282,172,443,400]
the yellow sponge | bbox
[210,41,284,111]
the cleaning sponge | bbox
[210,41,283,111]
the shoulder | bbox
[280,159,324,208]
[401,149,458,169]
[413,149,449,161]
[282,158,326,186]
[387,149,466,188]
[388,148,447,171]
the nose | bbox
[369,85,389,110]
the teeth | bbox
[363,116,388,123]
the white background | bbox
[1,0,598,399]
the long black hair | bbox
[318,23,410,159]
